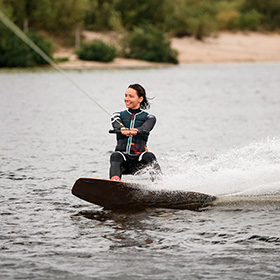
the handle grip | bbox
[109,129,147,135]
[109,129,121,134]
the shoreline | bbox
[53,31,280,70]
[1,31,280,72]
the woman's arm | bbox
[137,114,156,134]
[111,112,123,130]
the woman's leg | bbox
[109,152,125,179]
[139,152,162,180]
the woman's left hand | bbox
[121,128,138,136]
[129,128,138,136]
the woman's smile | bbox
[124,88,143,109]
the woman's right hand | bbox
[121,127,138,136]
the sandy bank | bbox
[172,32,280,63]
[55,31,280,69]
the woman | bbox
[110,83,161,181]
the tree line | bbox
[1,0,280,67]
[1,0,279,38]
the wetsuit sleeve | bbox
[111,112,123,130]
[137,114,156,134]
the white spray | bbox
[149,138,280,197]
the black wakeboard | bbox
[72,178,216,210]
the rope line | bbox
[0,9,112,117]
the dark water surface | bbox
[1,63,280,279]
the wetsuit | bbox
[109,108,161,179]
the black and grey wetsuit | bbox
[110,108,161,179]
[111,108,156,155]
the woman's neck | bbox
[128,108,141,114]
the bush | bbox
[124,25,178,64]
[238,9,263,31]
[76,40,117,62]
[187,15,218,41]
[165,0,219,40]
[0,24,53,67]
[241,0,280,30]
[217,10,240,30]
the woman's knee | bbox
[110,152,125,163]
[141,152,157,164]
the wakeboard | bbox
[72,177,216,210]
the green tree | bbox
[241,0,280,30]
[84,0,169,31]
[1,0,89,37]
[0,0,12,17]
[32,0,89,37]
[0,23,53,67]
[1,0,39,31]
[124,24,178,64]
[114,0,168,30]
[216,0,243,30]
[164,0,220,39]
[85,0,122,31]
[238,9,263,30]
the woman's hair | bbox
[128,83,150,110]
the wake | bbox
[150,138,280,197]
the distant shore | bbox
[55,31,280,69]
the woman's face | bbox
[124,88,143,110]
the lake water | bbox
[1,63,280,279]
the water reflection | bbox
[73,209,175,249]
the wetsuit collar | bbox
[128,108,141,114]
